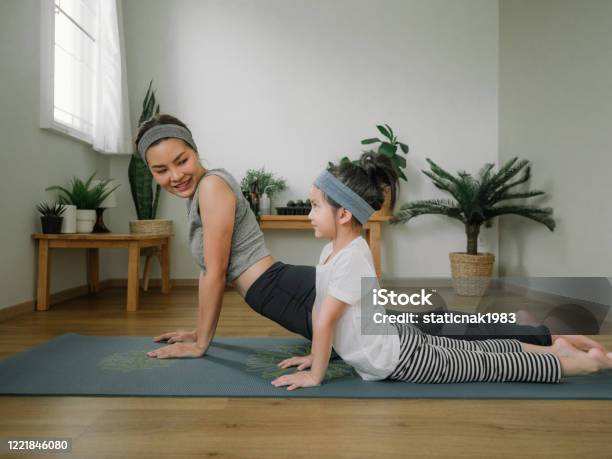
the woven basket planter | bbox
[129,219,173,256]
[449,252,495,297]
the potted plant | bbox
[45,173,119,233]
[329,124,409,216]
[128,80,172,236]
[36,202,66,234]
[240,168,287,215]
[393,157,555,296]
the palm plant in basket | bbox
[393,157,555,295]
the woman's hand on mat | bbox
[277,354,313,371]
[271,371,321,391]
[147,342,206,359]
[153,330,197,344]
[552,335,607,353]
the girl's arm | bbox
[309,296,348,382]
[147,176,235,359]
[272,295,348,390]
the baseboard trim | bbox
[0,282,105,322]
[0,278,234,322]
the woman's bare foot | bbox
[516,309,541,326]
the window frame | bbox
[39,0,95,145]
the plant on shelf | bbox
[393,157,555,296]
[240,167,287,215]
[127,80,174,244]
[361,124,410,182]
[36,201,66,234]
[45,173,119,233]
[129,80,162,221]
[45,173,118,210]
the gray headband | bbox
[313,170,375,225]
[137,124,198,165]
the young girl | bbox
[271,152,612,390]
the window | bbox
[54,0,98,138]
[41,0,97,143]
[41,0,132,152]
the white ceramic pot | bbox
[61,205,77,233]
[76,209,96,233]
[260,193,271,215]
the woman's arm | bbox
[147,175,235,359]
[194,175,236,351]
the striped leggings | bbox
[386,323,562,383]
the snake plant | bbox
[128,80,161,220]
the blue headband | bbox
[137,124,198,165]
[313,170,375,224]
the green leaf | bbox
[399,142,409,154]
[361,138,381,145]
[378,142,396,157]
[384,124,394,139]
[376,125,392,140]
[392,155,406,169]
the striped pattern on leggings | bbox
[386,323,562,383]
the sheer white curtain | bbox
[92,0,132,154]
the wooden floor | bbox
[0,286,611,458]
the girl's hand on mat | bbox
[153,330,197,344]
[147,342,206,359]
[277,354,313,371]
[552,335,607,353]
[271,371,321,391]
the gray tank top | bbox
[186,168,271,282]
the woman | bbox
[142,114,603,359]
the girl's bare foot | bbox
[552,334,607,353]
[560,347,612,376]
[552,337,585,358]
[520,337,583,357]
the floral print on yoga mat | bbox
[246,343,357,380]
[98,350,175,372]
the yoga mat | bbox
[0,333,610,399]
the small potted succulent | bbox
[393,157,555,296]
[45,172,119,233]
[36,202,66,234]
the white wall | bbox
[499,0,612,277]
[113,0,500,280]
[0,0,112,311]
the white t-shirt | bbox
[315,236,400,381]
